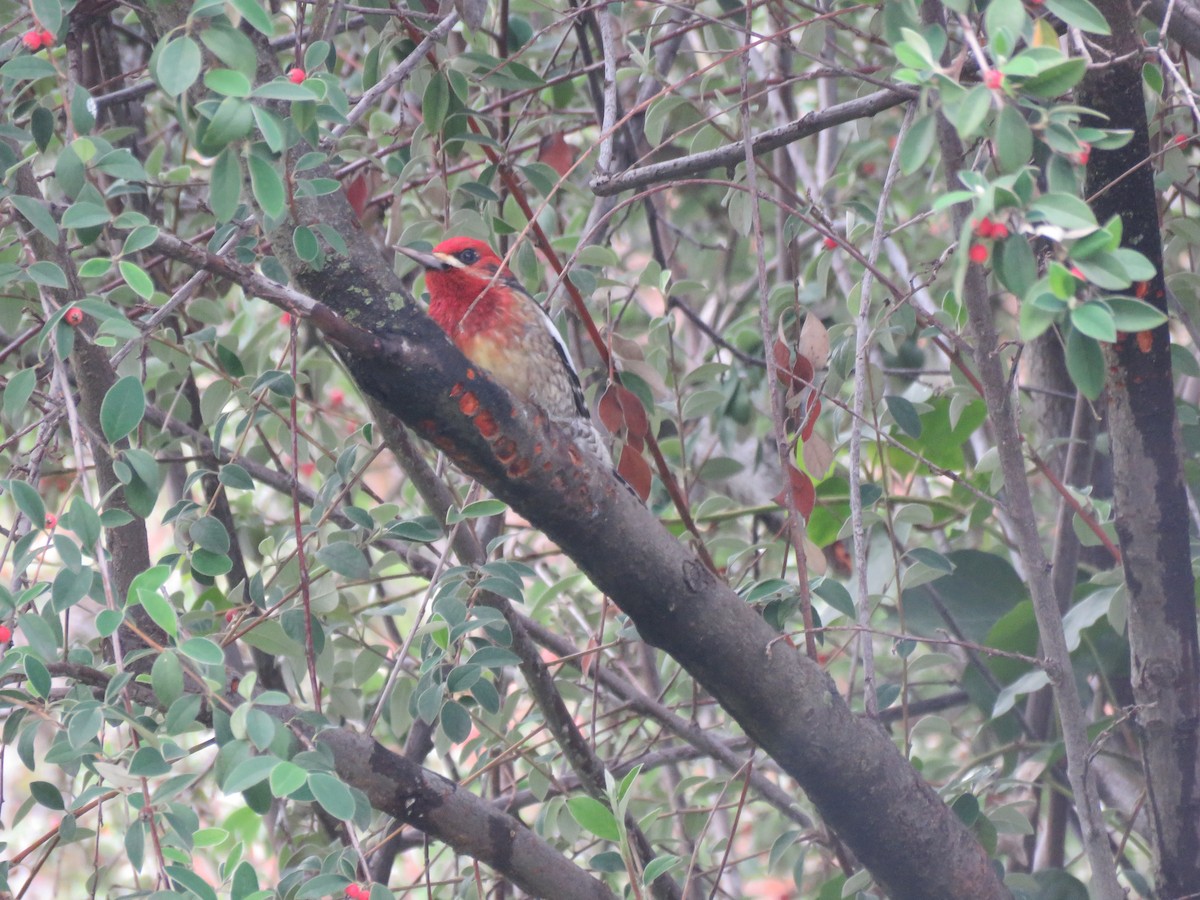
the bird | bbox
[395,236,613,466]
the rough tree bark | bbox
[1080,3,1200,896]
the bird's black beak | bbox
[395,244,451,271]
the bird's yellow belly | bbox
[459,333,535,404]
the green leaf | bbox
[211,147,242,223]
[139,588,178,637]
[152,651,184,706]
[252,105,287,153]
[251,369,294,397]
[1107,297,1167,332]
[1020,58,1086,97]
[885,395,922,438]
[204,68,252,97]
[467,646,522,668]
[202,97,255,149]
[423,72,450,133]
[1029,193,1097,231]
[269,761,308,797]
[28,261,68,288]
[308,772,355,819]
[129,746,172,776]
[100,375,146,443]
[10,195,60,242]
[164,866,218,900]
[1044,0,1110,35]
[994,235,1036,296]
[190,516,231,553]
[62,201,112,230]
[315,542,369,579]
[1065,325,1106,400]
[179,636,226,665]
[30,780,66,810]
[4,368,37,422]
[446,498,508,524]
[122,225,160,255]
[10,479,46,526]
[643,855,682,885]
[223,755,279,793]
[994,105,1032,174]
[229,0,275,35]
[119,260,155,300]
[248,154,286,218]
[567,796,621,842]
[192,549,233,576]
[154,36,202,95]
[250,81,317,101]
[0,57,57,81]
[32,0,63,34]
[293,225,320,262]
[25,655,53,698]
[947,84,992,140]
[908,547,954,572]
[1071,301,1117,342]
[97,608,124,637]
[219,464,255,490]
[440,699,472,742]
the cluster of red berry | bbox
[343,885,370,899]
[22,28,55,50]
[968,216,1010,264]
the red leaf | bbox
[618,444,653,501]
[344,174,370,220]
[598,383,650,442]
[791,355,814,388]
[800,397,821,441]
[598,384,623,434]
[774,464,815,520]
[615,384,648,440]
[772,338,791,386]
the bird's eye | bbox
[459,248,478,264]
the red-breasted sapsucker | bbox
[397,236,612,465]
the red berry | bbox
[1070,266,1085,280]
[38,29,54,46]
[1174,133,1188,146]
[968,243,989,264]
[344,887,363,900]
[225,609,236,623]
[984,69,1003,90]
[860,161,876,176]
[990,222,1009,240]
[0,624,10,643]
[22,30,43,50]
[329,388,345,408]
[973,217,995,239]
[64,307,84,326]
[822,236,838,250]
[288,68,306,84]
[280,312,293,326]
[44,513,57,530]
[1075,143,1091,165]
[300,461,316,478]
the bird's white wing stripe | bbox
[533,302,591,420]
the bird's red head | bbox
[401,236,519,335]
